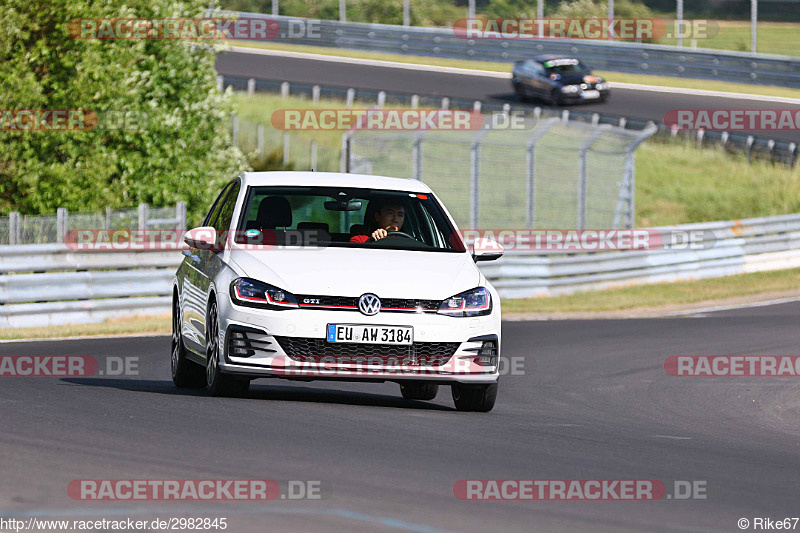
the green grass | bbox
[0,314,171,340]
[655,21,800,57]
[502,268,800,314]
[227,40,800,100]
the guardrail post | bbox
[721,131,729,146]
[283,133,290,165]
[591,113,599,126]
[411,94,419,109]
[790,143,797,168]
[56,208,68,243]
[257,123,264,154]
[561,110,569,123]
[310,141,318,170]
[747,135,754,164]
[441,97,449,110]
[176,202,187,231]
[281,82,290,99]
[346,88,355,108]
[9,211,20,245]
[217,75,224,92]
[619,117,627,129]
[232,113,239,147]
[502,103,511,113]
[247,78,256,95]
[377,91,386,108]
[473,101,482,112]
[697,128,705,146]
[138,204,148,230]
[312,85,320,104]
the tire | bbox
[550,89,563,106]
[400,381,439,401]
[451,382,498,412]
[513,82,528,102]
[171,295,205,388]
[205,300,250,397]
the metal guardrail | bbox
[2,213,800,326]
[226,12,800,88]
[221,75,798,167]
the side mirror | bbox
[471,238,504,262]
[183,226,217,250]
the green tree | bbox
[0,0,249,219]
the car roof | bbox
[533,54,575,62]
[240,171,433,194]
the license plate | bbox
[327,324,413,345]
[581,90,601,99]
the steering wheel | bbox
[365,231,417,243]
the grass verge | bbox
[502,269,800,314]
[0,314,171,341]
[227,40,800,100]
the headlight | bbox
[230,278,298,310]
[561,85,580,93]
[438,287,492,317]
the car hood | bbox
[558,73,601,85]
[227,247,481,299]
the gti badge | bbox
[358,293,381,316]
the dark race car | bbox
[512,55,610,106]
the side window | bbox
[212,181,241,234]
[203,182,232,227]
[532,62,545,75]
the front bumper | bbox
[216,293,501,384]
[561,87,610,103]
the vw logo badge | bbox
[358,293,381,316]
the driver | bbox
[350,202,405,243]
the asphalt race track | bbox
[2,301,799,532]
[215,50,800,143]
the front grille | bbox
[274,336,459,366]
[296,295,440,313]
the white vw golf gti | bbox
[172,172,504,411]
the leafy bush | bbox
[0,0,249,220]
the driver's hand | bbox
[371,225,398,241]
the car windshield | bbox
[543,58,589,75]
[235,186,464,252]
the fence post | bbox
[747,135,754,164]
[613,123,656,229]
[105,206,111,230]
[272,0,278,15]
[310,141,318,170]
[232,113,239,148]
[524,118,560,229]
[470,129,489,230]
[9,211,20,245]
[283,133,290,165]
[247,78,256,96]
[346,88,355,108]
[257,123,264,154]
[281,82,290,99]
[312,85,320,104]
[377,91,386,108]
[411,94,419,109]
[176,201,187,231]
[412,131,424,181]
[441,97,450,110]
[217,75,224,92]
[138,204,148,231]
[577,127,609,230]
[340,132,352,173]
[56,208,68,243]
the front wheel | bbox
[550,89,563,106]
[400,382,439,401]
[452,382,497,412]
[206,301,250,397]
[172,296,205,388]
